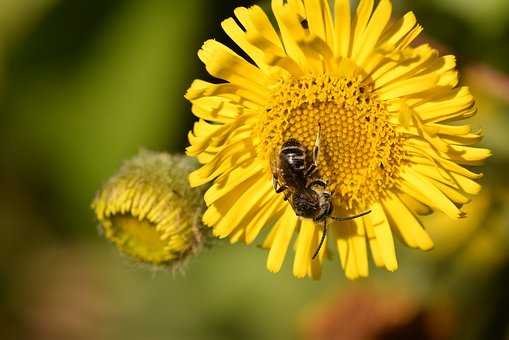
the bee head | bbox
[291,190,320,219]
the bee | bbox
[271,129,371,259]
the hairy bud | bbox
[92,150,206,269]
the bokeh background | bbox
[1,0,508,339]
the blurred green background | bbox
[1,0,508,339]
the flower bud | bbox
[91,150,206,269]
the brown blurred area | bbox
[302,288,456,340]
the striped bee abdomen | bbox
[281,139,307,172]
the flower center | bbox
[256,74,405,210]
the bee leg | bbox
[305,126,321,179]
[273,177,289,194]
[304,163,317,177]
[331,210,372,221]
[272,176,278,191]
[307,178,327,189]
[312,220,327,260]
[313,124,321,164]
[276,185,288,194]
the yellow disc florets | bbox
[257,74,405,210]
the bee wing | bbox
[270,145,283,192]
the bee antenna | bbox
[312,220,327,260]
[331,210,372,221]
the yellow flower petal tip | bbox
[186,0,490,279]
[92,150,207,270]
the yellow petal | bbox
[332,219,368,279]
[309,226,327,280]
[185,79,267,105]
[413,163,457,189]
[352,218,369,277]
[191,97,242,122]
[188,140,253,187]
[187,114,255,156]
[427,179,470,205]
[400,167,463,219]
[229,228,245,244]
[230,6,305,75]
[446,145,492,165]
[304,0,326,41]
[198,40,271,97]
[261,220,279,249]
[412,161,481,197]
[202,172,258,227]
[234,6,283,49]
[368,202,398,271]
[245,197,286,244]
[320,0,335,51]
[333,220,349,269]
[204,162,263,205]
[354,0,392,66]
[288,0,306,18]
[379,12,417,50]
[202,204,224,227]
[246,32,304,75]
[407,153,483,180]
[378,73,439,100]
[364,218,384,267]
[293,219,317,278]
[272,0,308,69]
[383,192,434,250]
[398,193,432,215]
[351,0,374,58]
[450,173,482,195]
[413,87,474,122]
[267,207,299,273]
[441,133,483,146]
[334,0,351,57]
[221,17,267,69]
[373,44,436,88]
[213,176,273,238]
[345,237,360,279]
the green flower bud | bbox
[91,150,206,269]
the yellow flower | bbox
[186,0,491,279]
[92,151,205,269]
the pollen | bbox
[257,74,405,210]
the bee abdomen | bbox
[281,140,307,171]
